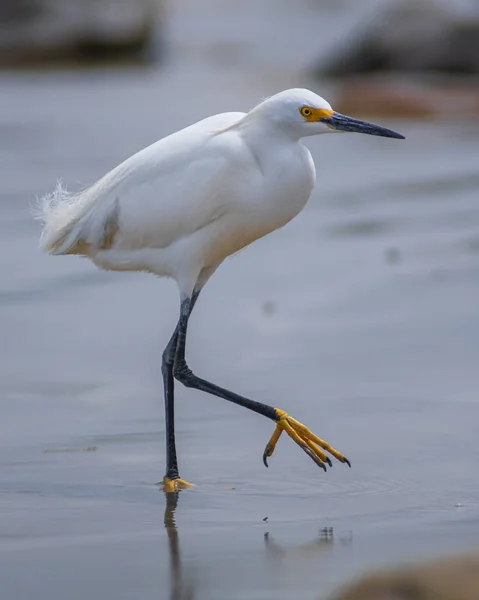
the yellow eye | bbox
[300,107,313,118]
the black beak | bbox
[322,112,405,139]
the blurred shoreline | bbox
[2,0,479,121]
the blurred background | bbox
[1,1,479,599]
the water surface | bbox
[1,2,479,599]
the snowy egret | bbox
[36,88,404,491]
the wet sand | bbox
[1,2,479,599]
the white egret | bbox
[36,88,404,492]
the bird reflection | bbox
[163,490,353,599]
[264,527,353,572]
[163,491,195,600]
[263,526,352,599]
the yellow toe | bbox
[162,477,195,492]
[263,409,351,470]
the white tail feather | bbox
[34,175,121,255]
[34,181,87,254]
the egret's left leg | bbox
[173,295,350,474]
[162,291,200,493]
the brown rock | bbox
[330,553,479,600]
[332,78,479,119]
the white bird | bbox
[36,88,404,492]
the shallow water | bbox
[1,2,479,599]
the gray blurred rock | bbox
[0,0,163,66]
[316,0,479,76]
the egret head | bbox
[255,88,405,141]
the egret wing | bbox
[38,112,246,254]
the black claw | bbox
[301,444,327,472]
[310,457,327,472]
[326,457,333,467]
[263,441,273,468]
[343,457,351,468]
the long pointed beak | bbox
[322,112,405,139]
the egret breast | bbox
[195,143,316,269]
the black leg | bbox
[173,295,279,422]
[162,325,180,480]
[162,291,201,481]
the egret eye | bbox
[300,107,313,118]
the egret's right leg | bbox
[173,294,351,476]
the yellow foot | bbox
[162,477,195,493]
[263,409,351,472]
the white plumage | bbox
[37,88,404,299]
[36,90,326,297]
